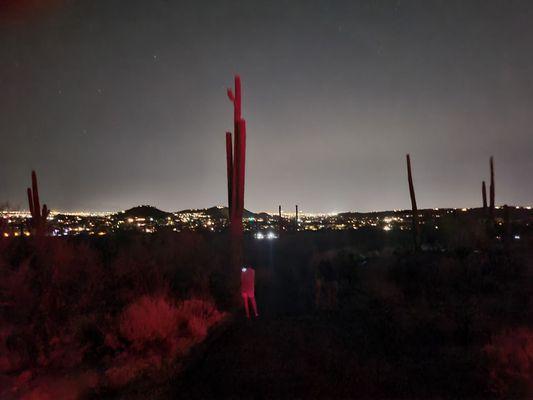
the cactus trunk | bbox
[406,154,420,251]
[226,132,233,214]
[482,181,487,213]
[489,156,495,220]
[26,170,49,236]
[226,76,247,280]
[278,205,282,235]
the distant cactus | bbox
[278,205,282,235]
[482,181,487,213]
[406,154,420,250]
[26,170,49,236]
[295,205,299,231]
[489,156,495,220]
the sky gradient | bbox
[1,0,532,213]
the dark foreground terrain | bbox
[1,217,532,399]
[170,244,532,399]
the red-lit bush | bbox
[0,235,228,398]
[119,294,180,348]
[109,295,224,387]
[484,327,533,398]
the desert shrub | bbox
[119,295,224,349]
[119,294,180,348]
[0,235,228,398]
[101,294,225,389]
[176,298,225,338]
[483,327,533,398]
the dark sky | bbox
[1,0,532,213]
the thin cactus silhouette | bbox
[278,205,282,235]
[406,154,420,250]
[482,180,487,214]
[489,156,495,221]
[27,170,49,236]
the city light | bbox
[1,206,532,238]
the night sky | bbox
[1,0,532,213]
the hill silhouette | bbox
[119,205,171,220]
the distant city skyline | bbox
[1,1,532,213]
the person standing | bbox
[241,266,259,319]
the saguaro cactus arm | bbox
[227,88,235,102]
[42,204,49,220]
[31,170,41,218]
[27,188,35,217]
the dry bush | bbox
[119,294,224,350]
[176,298,225,339]
[484,327,533,398]
[119,294,181,348]
[106,294,225,388]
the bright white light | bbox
[514,235,520,240]
[383,225,391,231]
[266,231,277,240]
[255,232,264,240]
[242,267,247,272]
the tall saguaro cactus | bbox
[226,75,247,274]
[226,75,246,235]
[27,170,49,236]
[406,154,420,250]
[489,156,495,220]
[482,181,487,213]
[278,205,282,235]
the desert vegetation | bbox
[0,233,228,399]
